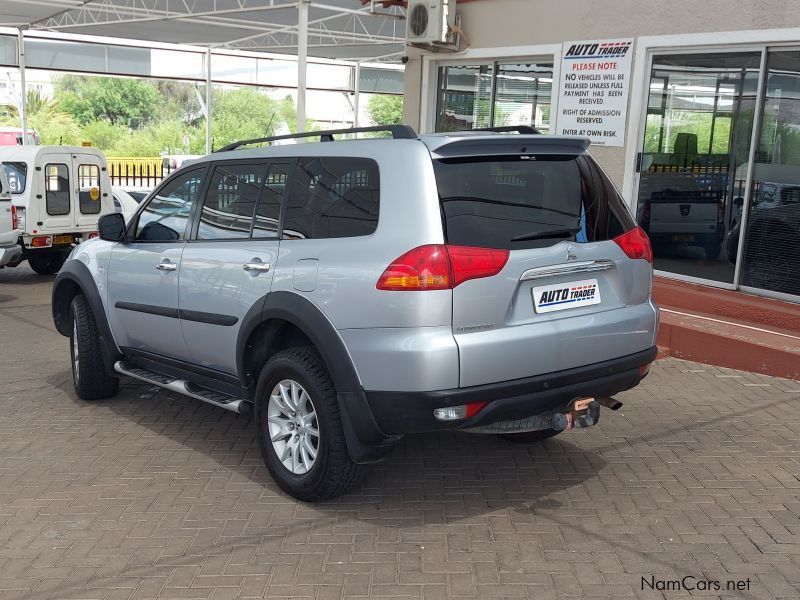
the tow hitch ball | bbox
[552,397,622,431]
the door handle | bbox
[242,260,270,274]
[156,260,177,272]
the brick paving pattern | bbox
[0,264,799,599]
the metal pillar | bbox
[205,48,212,153]
[353,61,361,127]
[17,29,27,145]
[296,0,309,133]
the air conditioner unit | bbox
[406,0,455,45]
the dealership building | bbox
[403,0,800,307]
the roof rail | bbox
[470,125,541,135]
[216,124,418,152]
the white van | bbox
[0,166,21,268]
[0,146,114,274]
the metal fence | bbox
[107,157,175,188]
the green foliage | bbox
[55,75,161,128]
[366,94,403,125]
[80,120,127,150]
[1,89,82,145]
[210,87,282,149]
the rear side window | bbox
[433,155,634,250]
[283,157,379,239]
[197,163,266,240]
[45,164,70,216]
[2,162,26,193]
[77,164,101,214]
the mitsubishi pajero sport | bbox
[52,125,659,501]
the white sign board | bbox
[555,39,633,147]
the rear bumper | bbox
[362,346,657,436]
[0,243,21,267]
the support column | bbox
[17,29,27,145]
[353,61,361,127]
[205,48,212,154]
[296,0,309,133]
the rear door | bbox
[40,159,75,233]
[432,148,656,387]
[179,160,290,374]
[73,153,108,230]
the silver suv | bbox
[51,125,659,501]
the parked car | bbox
[112,188,140,222]
[0,146,115,274]
[0,166,21,268]
[117,186,151,204]
[51,125,659,501]
[0,127,40,147]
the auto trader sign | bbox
[556,39,633,147]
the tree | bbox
[209,87,284,150]
[55,75,161,129]
[0,89,81,145]
[366,94,403,125]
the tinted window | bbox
[78,164,101,214]
[135,169,205,242]
[433,155,634,250]
[252,164,289,239]
[45,164,70,216]
[197,163,266,240]
[284,157,379,239]
[2,162,26,193]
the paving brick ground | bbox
[1,264,799,600]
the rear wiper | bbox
[510,227,580,242]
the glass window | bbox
[135,168,205,242]
[436,64,493,132]
[493,62,553,132]
[197,163,266,240]
[252,164,289,239]
[740,50,800,298]
[434,155,633,250]
[45,164,70,216]
[78,164,101,214]
[2,162,27,193]
[283,158,379,240]
[435,61,554,133]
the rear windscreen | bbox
[433,155,635,250]
[2,162,27,194]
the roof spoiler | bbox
[216,124,418,152]
[428,135,591,159]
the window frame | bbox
[126,164,209,244]
[187,158,295,242]
[44,163,71,217]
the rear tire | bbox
[702,238,722,261]
[28,252,66,275]
[70,295,119,400]
[255,347,366,501]
[499,428,561,443]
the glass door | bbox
[739,50,800,299]
[634,52,762,285]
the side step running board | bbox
[114,361,252,415]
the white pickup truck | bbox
[0,166,21,268]
[0,146,114,274]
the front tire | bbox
[255,347,366,501]
[70,295,119,400]
[28,252,66,275]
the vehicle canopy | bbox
[0,145,114,235]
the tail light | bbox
[10,204,17,230]
[433,401,488,421]
[88,231,99,239]
[613,226,653,263]
[376,244,509,291]
[31,235,52,248]
[717,201,725,225]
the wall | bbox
[403,0,800,187]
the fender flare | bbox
[52,260,122,372]
[236,291,362,392]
